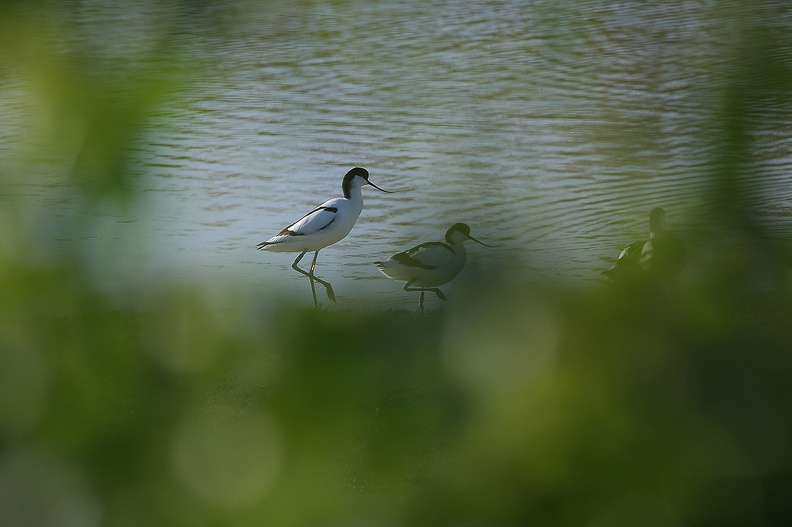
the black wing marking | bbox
[278,206,338,235]
[393,242,455,270]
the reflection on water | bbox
[2,0,792,309]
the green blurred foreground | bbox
[2,2,792,526]
[3,252,792,526]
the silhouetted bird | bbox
[603,207,685,285]
[376,223,491,311]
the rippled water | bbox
[3,0,792,309]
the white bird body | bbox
[257,167,390,306]
[258,194,364,253]
[377,223,490,310]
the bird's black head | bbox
[342,167,370,198]
[445,223,471,243]
[649,207,666,232]
[342,167,392,197]
[446,223,493,247]
[346,167,369,180]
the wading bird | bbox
[257,167,391,307]
[376,223,491,311]
[603,207,685,285]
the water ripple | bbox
[5,0,792,305]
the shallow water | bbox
[3,0,792,310]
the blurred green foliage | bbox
[2,2,792,527]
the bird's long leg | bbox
[403,280,422,312]
[403,280,446,312]
[428,288,447,301]
[291,251,319,307]
[403,281,446,302]
[308,250,336,303]
[291,251,310,277]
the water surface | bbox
[3,0,792,310]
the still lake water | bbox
[4,0,792,310]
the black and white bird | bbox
[376,223,491,311]
[603,207,685,285]
[257,167,391,306]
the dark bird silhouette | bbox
[603,207,685,286]
[376,223,491,311]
